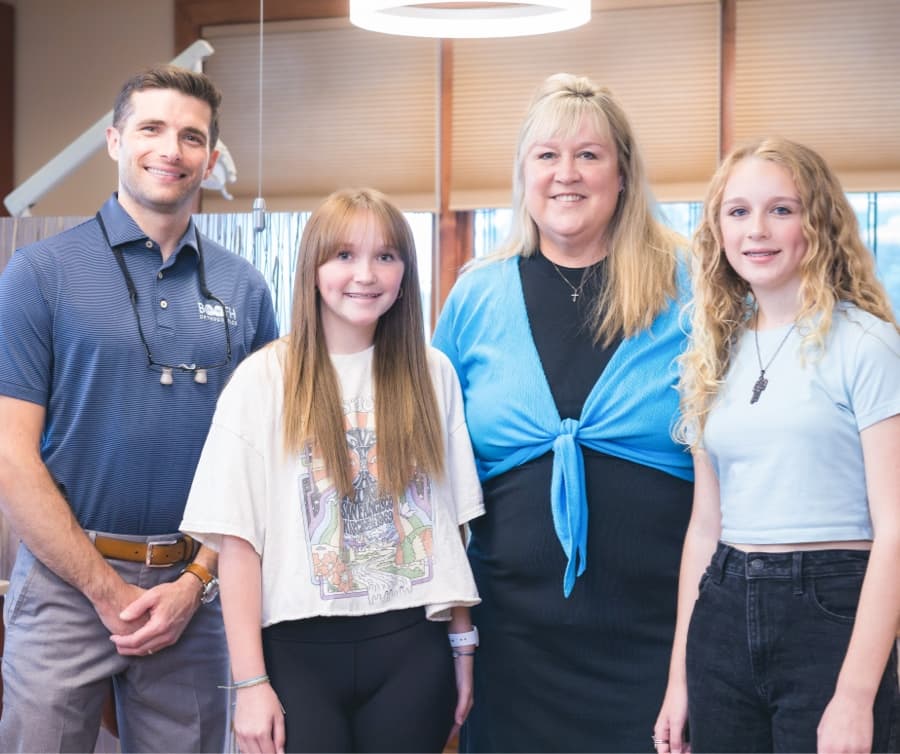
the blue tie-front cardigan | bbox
[433,256,694,596]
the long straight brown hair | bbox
[282,188,445,498]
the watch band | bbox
[448,626,479,648]
[180,561,219,604]
[181,561,213,588]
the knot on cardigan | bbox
[552,418,580,471]
[557,417,580,439]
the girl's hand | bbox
[817,691,873,754]
[446,605,475,745]
[445,652,475,748]
[233,682,286,754]
[653,680,691,754]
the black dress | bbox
[460,253,693,753]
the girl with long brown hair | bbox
[182,188,483,753]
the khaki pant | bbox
[0,537,229,753]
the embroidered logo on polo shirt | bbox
[197,301,238,326]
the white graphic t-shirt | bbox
[181,339,484,626]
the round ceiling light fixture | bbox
[349,1,591,39]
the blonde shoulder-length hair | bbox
[481,72,684,345]
[677,137,899,449]
[282,188,444,498]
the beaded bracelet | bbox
[218,673,270,690]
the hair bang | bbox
[527,96,610,150]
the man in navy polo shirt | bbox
[0,65,278,752]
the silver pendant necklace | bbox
[750,310,796,405]
[548,260,589,302]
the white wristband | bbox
[448,626,479,648]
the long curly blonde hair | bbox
[677,137,898,449]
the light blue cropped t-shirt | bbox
[704,304,900,544]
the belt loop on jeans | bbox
[711,542,730,583]
[792,551,804,595]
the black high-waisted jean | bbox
[686,543,899,753]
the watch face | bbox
[201,577,220,604]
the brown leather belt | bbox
[93,534,197,567]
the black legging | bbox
[262,608,457,753]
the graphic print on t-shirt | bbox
[299,397,435,604]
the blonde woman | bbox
[434,73,693,752]
[655,138,900,753]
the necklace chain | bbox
[548,260,589,303]
[750,310,796,405]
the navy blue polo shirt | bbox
[0,194,278,534]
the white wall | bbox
[14,0,174,215]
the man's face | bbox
[106,88,218,218]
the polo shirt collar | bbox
[97,193,200,257]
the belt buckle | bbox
[145,538,179,567]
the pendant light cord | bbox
[252,0,267,231]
